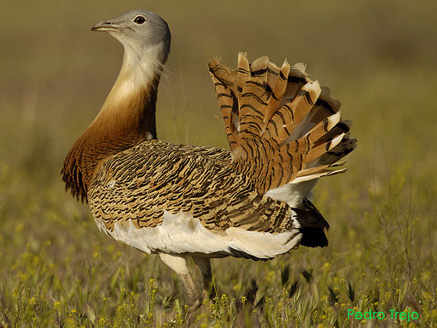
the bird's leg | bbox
[159,253,202,309]
[191,256,216,300]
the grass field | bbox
[0,0,436,327]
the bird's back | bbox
[88,139,304,259]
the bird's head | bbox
[91,10,171,66]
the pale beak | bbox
[91,20,120,32]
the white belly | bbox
[97,210,302,260]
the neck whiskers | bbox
[62,39,168,202]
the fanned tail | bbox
[209,53,356,248]
[208,53,356,194]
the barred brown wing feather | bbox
[88,140,297,235]
[208,58,240,153]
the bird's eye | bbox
[133,16,146,24]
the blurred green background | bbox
[1,0,436,327]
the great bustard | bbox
[62,10,356,308]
